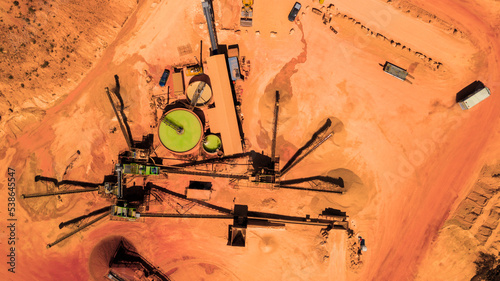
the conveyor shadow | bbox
[111,74,134,146]
[280,118,332,174]
[59,205,112,229]
[280,175,344,188]
[34,175,101,188]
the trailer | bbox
[172,71,185,95]
[382,61,408,81]
[458,86,491,110]
[228,47,241,81]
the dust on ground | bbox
[1,0,500,280]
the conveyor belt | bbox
[271,91,280,161]
[159,166,249,180]
[280,132,333,176]
[59,205,113,229]
[148,183,233,214]
[47,211,109,248]
[202,0,219,54]
[141,213,233,219]
[277,184,343,194]
[169,152,251,168]
[247,210,346,226]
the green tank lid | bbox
[158,109,203,153]
[203,134,222,153]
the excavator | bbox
[240,0,253,27]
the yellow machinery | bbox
[186,65,203,76]
[187,40,204,76]
[240,0,253,27]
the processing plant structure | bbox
[21,1,352,280]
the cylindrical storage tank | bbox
[202,134,222,155]
[158,108,203,154]
[186,80,213,107]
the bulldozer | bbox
[240,0,253,27]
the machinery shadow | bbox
[188,73,212,88]
[456,80,484,102]
[59,206,112,229]
[280,175,344,188]
[280,118,332,174]
[111,75,135,146]
[34,175,101,188]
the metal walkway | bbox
[159,166,249,180]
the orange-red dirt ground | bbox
[1,0,499,280]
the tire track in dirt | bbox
[8,0,148,169]
[256,21,307,151]
[363,0,500,278]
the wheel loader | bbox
[240,0,253,27]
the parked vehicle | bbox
[288,2,301,22]
[240,0,254,27]
[228,47,241,81]
[458,84,491,110]
[382,61,408,81]
[159,69,170,87]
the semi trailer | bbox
[458,85,491,110]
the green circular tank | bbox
[158,109,203,153]
[203,134,222,153]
